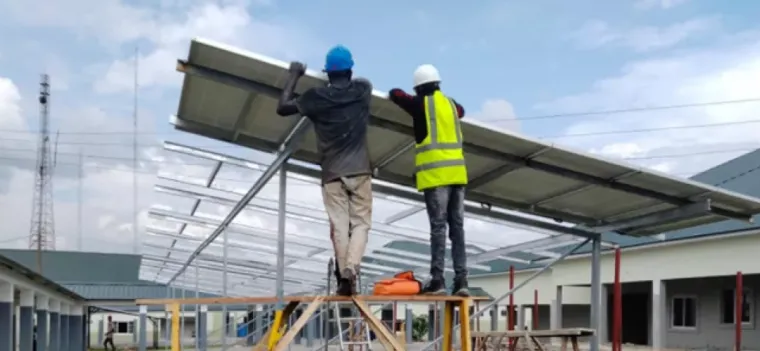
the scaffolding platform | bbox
[136,294,489,306]
[137,295,483,351]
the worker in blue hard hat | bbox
[276,45,374,296]
[388,64,470,297]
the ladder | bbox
[326,258,373,351]
[331,301,372,351]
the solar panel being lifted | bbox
[170,37,760,237]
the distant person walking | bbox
[104,315,116,351]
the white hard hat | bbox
[413,64,441,88]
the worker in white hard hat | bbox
[388,64,469,296]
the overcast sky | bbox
[1,0,760,292]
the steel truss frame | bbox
[144,140,622,291]
[141,58,740,351]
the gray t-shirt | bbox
[296,78,373,184]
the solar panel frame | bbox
[171,37,760,237]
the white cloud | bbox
[470,99,521,132]
[0,0,157,47]
[93,1,323,94]
[571,17,717,52]
[0,78,24,131]
[536,31,760,176]
[0,0,322,95]
[634,0,690,10]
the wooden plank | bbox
[136,294,489,306]
[352,297,405,351]
[253,301,300,351]
[273,296,324,351]
[472,328,595,338]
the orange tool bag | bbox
[372,271,423,295]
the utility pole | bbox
[133,46,140,254]
[78,149,83,251]
[28,74,56,273]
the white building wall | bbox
[467,230,760,348]
[88,310,220,346]
[473,270,591,306]
[471,231,760,305]
[553,231,760,286]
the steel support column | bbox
[138,306,147,351]
[97,319,103,346]
[589,237,602,351]
[405,304,413,344]
[222,209,229,350]
[198,305,208,351]
[273,165,288,331]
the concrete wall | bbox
[665,275,759,350]
[88,310,233,346]
[466,230,760,350]
[470,231,760,307]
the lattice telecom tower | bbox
[29,74,56,258]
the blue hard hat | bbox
[324,45,354,72]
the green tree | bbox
[412,315,428,341]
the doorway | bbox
[607,292,649,345]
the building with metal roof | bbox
[0,251,87,351]
[468,149,760,350]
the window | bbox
[671,296,697,328]
[115,321,135,334]
[720,288,753,325]
[499,306,518,322]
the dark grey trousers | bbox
[424,185,468,282]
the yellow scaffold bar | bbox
[169,303,180,351]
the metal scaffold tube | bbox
[164,116,311,285]
[589,237,602,351]
[222,218,229,350]
[267,164,288,348]
[276,167,287,305]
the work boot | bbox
[336,279,353,296]
[342,267,356,284]
[421,278,447,295]
[452,279,470,297]
[340,267,357,295]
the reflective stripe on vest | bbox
[414,91,468,189]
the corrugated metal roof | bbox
[0,249,141,283]
[63,281,220,300]
[0,253,85,301]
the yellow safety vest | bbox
[414,90,468,191]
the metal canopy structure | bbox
[140,37,760,351]
[140,141,615,296]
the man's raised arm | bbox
[276,61,306,116]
